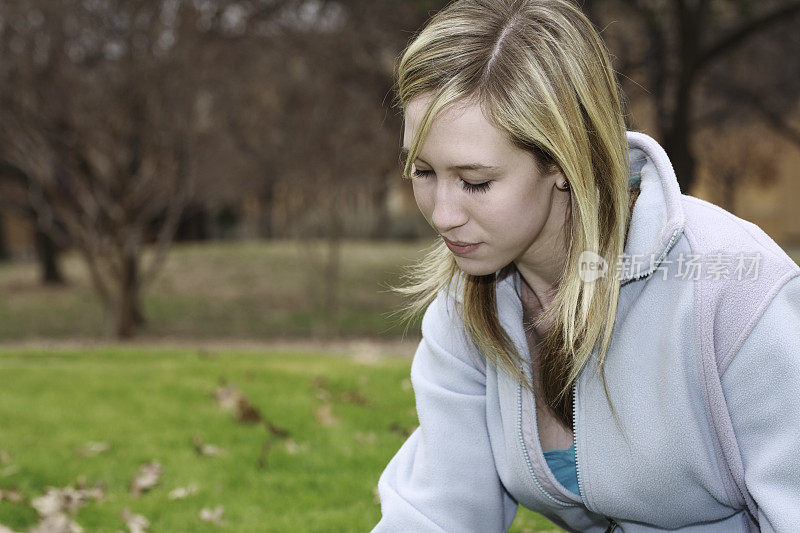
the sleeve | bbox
[372,290,518,532]
[720,273,800,532]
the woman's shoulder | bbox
[679,193,799,371]
[680,194,798,275]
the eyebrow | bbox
[399,147,501,171]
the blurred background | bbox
[0,1,798,532]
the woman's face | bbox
[403,95,571,281]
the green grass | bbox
[0,347,561,532]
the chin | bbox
[453,256,504,277]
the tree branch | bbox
[695,1,800,72]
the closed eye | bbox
[410,168,492,194]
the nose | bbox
[430,179,468,233]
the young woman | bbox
[373,0,800,532]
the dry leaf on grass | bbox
[312,376,369,405]
[29,513,83,533]
[265,421,290,438]
[199,505,225,525]
[32,485,102,516]
[0,450,11,464]
[76,441,110,458]
[167,483,199,500]
[120,508,149,533]
[26,479,104,533]
[129,461,161,497]
[235,397,263,424]
[283,439,308,455]
[314,404,341,427]
[0,487,22,503]
[213,381,263,424]
[213,382,243,412]
[192,436,225,456]
[340,390,368,405]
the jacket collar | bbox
[620,131,686,284]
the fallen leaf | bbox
[213,381,266,422]
[314,404,340,426]
[29,513,83,533]
[265,421,290,438]
[120,508,149,533]
[192,436,225,456]
[167,483,199,500]
[283,439,308,455]
[235,397,263,424]
[312,376,369,404]
[74,477,105,501]
[199,505,225,525]
[31,483,105,517]
[0,487,22,503]
[213,382,243,412]
[31,488,67,516]
[340,390,369,405]
[27,481,103,533]
[130,461,161,497]
[0,450,11,464]
[77,441,110,458]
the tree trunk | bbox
[0,215,9,261]
[370,176,390,239]
[115,249,143,339]
[258,179,275,239]
[662,78,697,195]
[323,203,342,337]
[34,227,65,284]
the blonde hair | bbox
[389,0,633,427]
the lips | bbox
[442,236,479,247]
[442,236,482,255]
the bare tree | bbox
[0,159,67,281]
[589,0,800,193]
[0,0,203,338]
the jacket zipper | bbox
[572,380,583,500]
[517,363,572,507]
[574,356,619,532]
[621,227,682,286]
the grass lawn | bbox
[0,347,561,532]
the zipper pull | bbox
[604,518,620,532]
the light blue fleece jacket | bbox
[373,131,800,532]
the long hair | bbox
[389,0,634,428]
